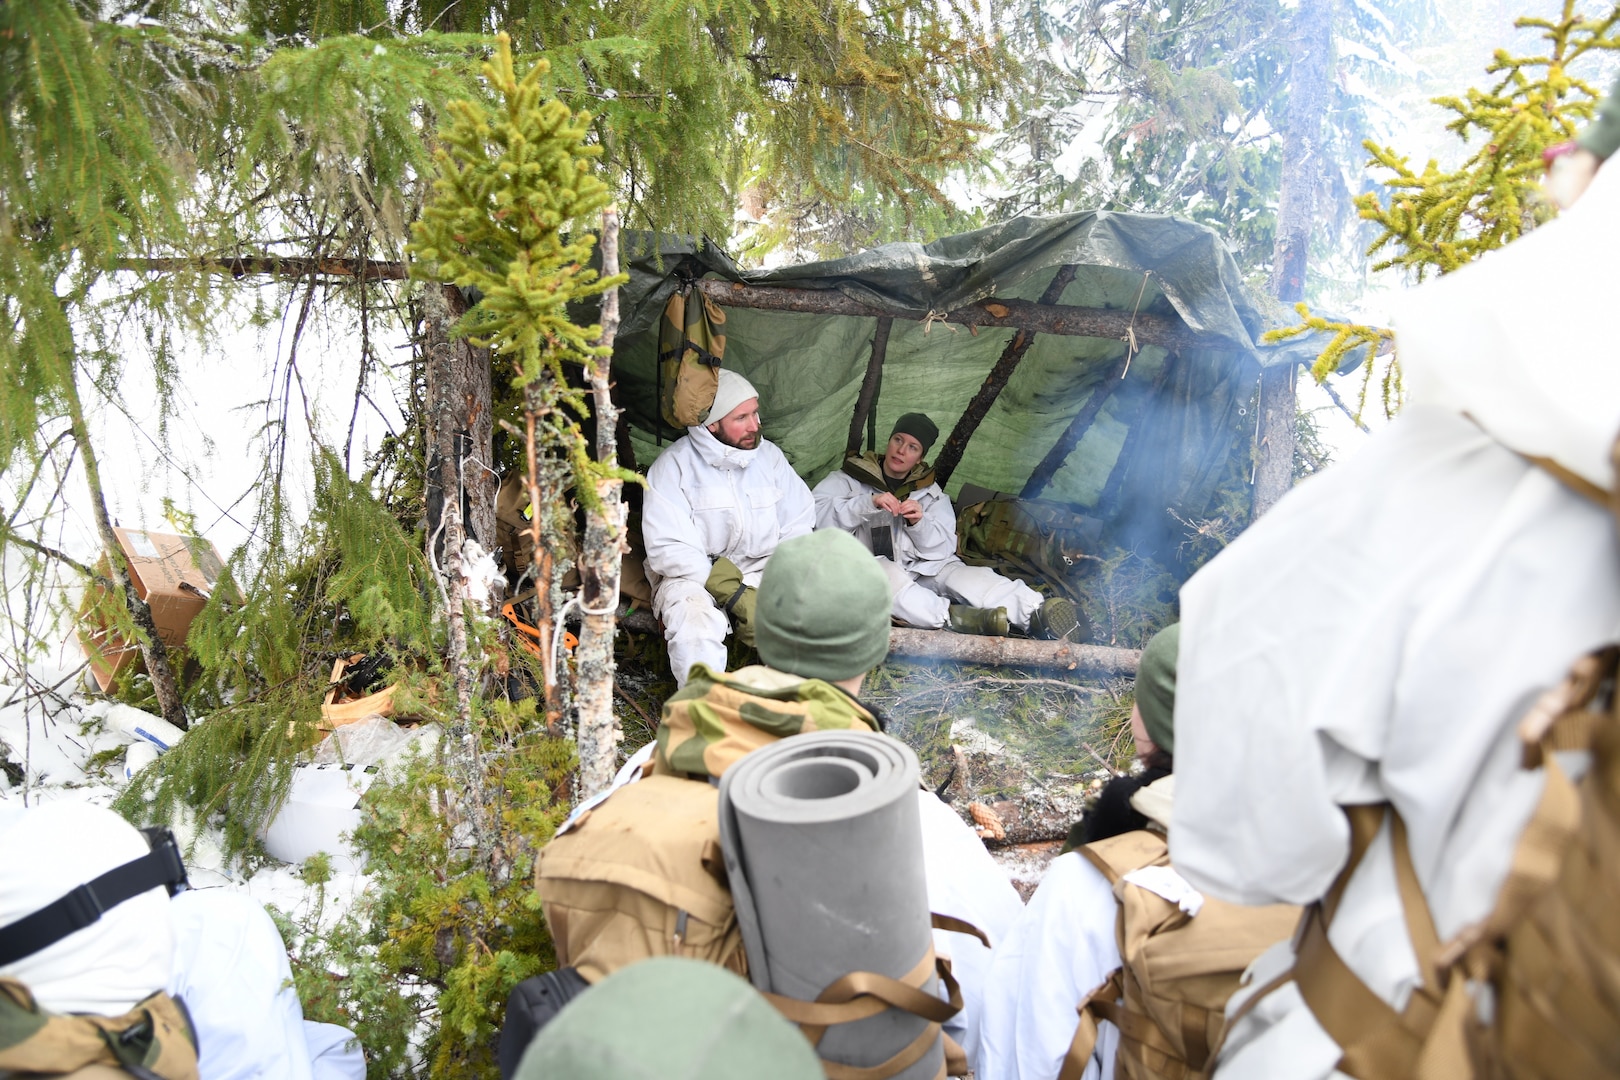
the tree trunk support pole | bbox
[847,317,894,457]
[1255,0,1331,518]
[888,627,1139,676]
[576,210,627,801]
[934,264,1080,487]
[1021,353,1131,500]
[422,282,492,864]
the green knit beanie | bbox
[755,530,892,682]
[1135,623,1180,755]
[515,958,821,1080]
[890,413,940,455]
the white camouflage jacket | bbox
[642,424,815,590]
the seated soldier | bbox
[642,368,815,687]
[977,625,1296,1080]
[812,413,1082,640]
[976,625,1179,1080]
[524,530,1023,1076]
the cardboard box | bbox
[77,528,227,693]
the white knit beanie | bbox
[702,369,760,427]
[0,801,173,1014]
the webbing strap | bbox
[1057,969,1123,1080]
[1293,805,1452,1080]
[766,948,960,1080]
[820,1020,943,1080]
[0,839,188,967]
[930,912,991,949]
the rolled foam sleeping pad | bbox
[718,729,945,1080]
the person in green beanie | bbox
[652,529,896,781]
[513,957,823,1080]
[813,413,1086,642]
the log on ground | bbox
[887,627,1140,675]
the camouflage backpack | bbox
[955,486,1103,605]
[0,979,199,1080]
[658,285,727,429]
[653,663,881,782]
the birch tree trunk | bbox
[64,370,188,730]
[1254,0,1332,518]
[575,210,627,800]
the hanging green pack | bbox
[658,285,727,429]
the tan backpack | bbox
[1059,831,1300,1080]
[1269,644,1620,1080]
[657,285,726,429]
[534,774,746,984]
[0,979,199,1080]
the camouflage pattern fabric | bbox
[657,287,727,428]
[955,492,1103,605]
[838,452,936,500]
[654,664,879,782]
[0,978,198,1080]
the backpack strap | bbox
[1293,805,1458,1079]
[763,945,962,1080]
[1057,969,1124,1080]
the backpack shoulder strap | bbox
[1078,830,1169,886]
[1057,969,1125,1080]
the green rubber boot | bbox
[948,604,1010,637]
[1029,596,1089,642]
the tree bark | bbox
[420,283,492,865]
[846,317,893,456]
[422,286,497,564]
[575,210,627,801]
[887,627,1140,676]
[63,371,188,730]
[694,278,1213,352]
[1255,0,1332,518]
[934,265,1080,487]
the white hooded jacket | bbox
[642,423,815,591]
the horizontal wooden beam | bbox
[116,256,409,281]
[887,627,1140,676]
[695,278,1214,351]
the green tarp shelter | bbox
[611,211,1318,568]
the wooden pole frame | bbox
[846,317,894,456]
[933,264,1081,486]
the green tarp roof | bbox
[610,211,1319,565]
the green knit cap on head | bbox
[890,413,940,455]
[755,530,892,682]
[1135,623,1180,754]
[515,957,822,1080]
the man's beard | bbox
[714,428,759,450]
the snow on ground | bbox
[0,658,367,930]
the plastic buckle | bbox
[60,882,105,928]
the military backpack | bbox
[1060,831,1300,1080]
[657,285,727,429]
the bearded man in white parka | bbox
[642,369,815,687]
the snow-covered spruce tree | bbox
[1268,0,1620,418]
